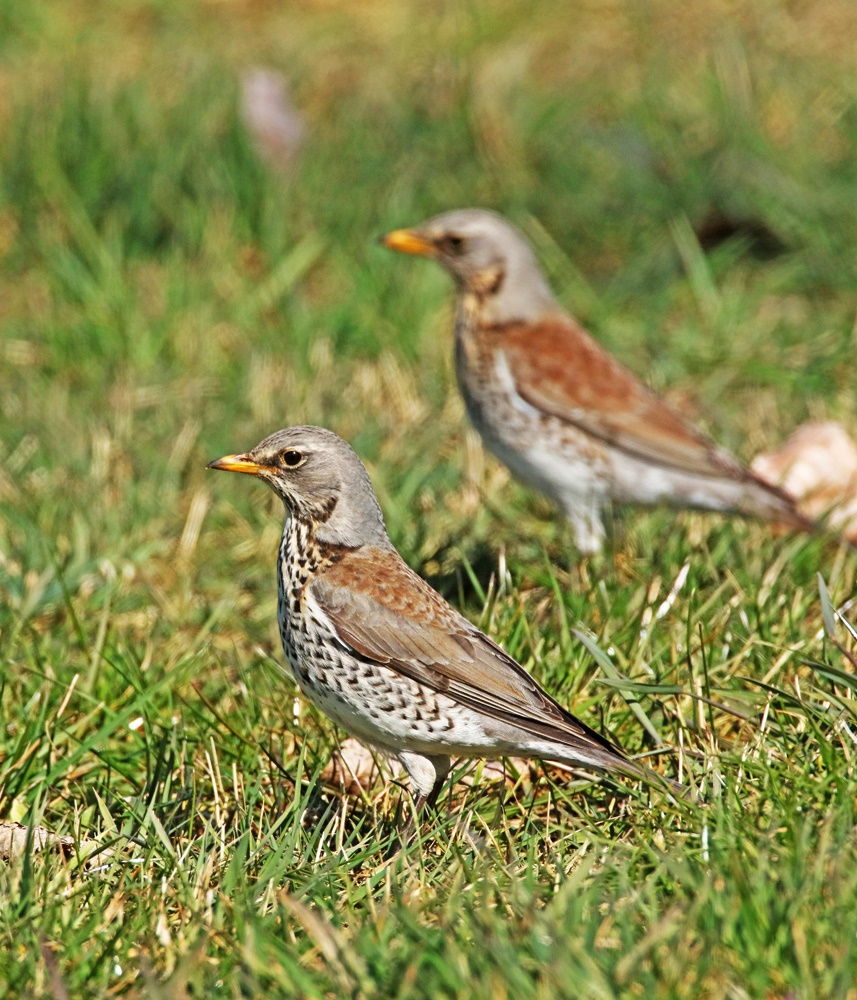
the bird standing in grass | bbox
[209,425,677,813]
[383,209,811,555]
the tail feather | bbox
[603,750,690,800]
[746,461,857,550]
[542,741,690,800]
[743,471,816,533]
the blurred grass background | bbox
[1,0,857,996]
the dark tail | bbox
[743,470,816,533]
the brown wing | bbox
[309,547,629,765]
[499,315,744,478]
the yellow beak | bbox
[207,454,266,475]
[382,228,436,256]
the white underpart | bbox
[608,458,739,510]
[516,740,613,772]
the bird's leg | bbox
[564,496,606,557]
[408,766,449,819]
[391,752,451,848]
[424,771,448,812]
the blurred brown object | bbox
[320,738,533,796]
[0,822,73,860]
[0,821,113,868]
[320,739,402,796]
[751,421,857,542]
[240,67,305,173]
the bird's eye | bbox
[442,234,465,255]
[282,450,304,468]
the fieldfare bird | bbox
[209,426,677,812]
[383,209,810,554]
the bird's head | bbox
[208,425,391,549]
[382,208,557,324]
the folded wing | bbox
[500,316,748,478]
[309,548,628,764]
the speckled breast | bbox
[272,519,494,755]
[453,314,534,450]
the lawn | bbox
[1,1,857,996]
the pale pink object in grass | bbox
[752,421,857,543]
[240,67,305,173]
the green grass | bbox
[1,1,857,996]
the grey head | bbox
[383,208,558,324]
[208,425,392,549]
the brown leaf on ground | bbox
[0,822,75,860]
[751,421,857,542]
[0,821,110,867]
